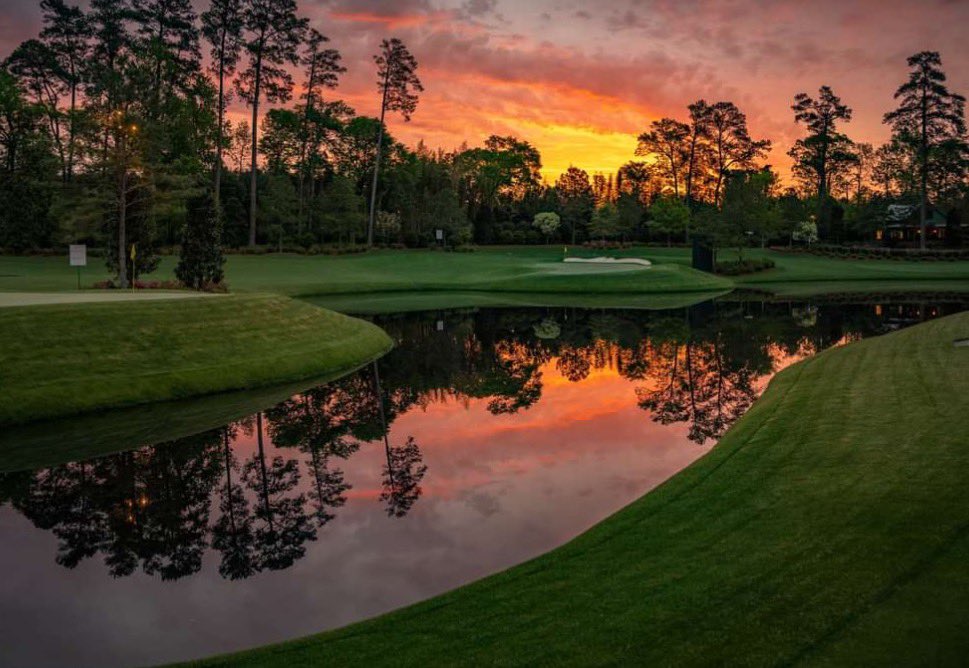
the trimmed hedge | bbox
[716,257,776,276]
[777,244,969,261]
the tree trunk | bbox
[367,68,391,248]
[222,429,239,534]
[297,63,318,235]
[919,86,929,251]
[214,39,226,205]
[255,412,273,531]
[117,160,128,289]
[373,361,393,487]
[66,81,76,182]
[685,134,697,208]
[248,58,263,248]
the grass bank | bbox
[4,247,969,299]
[0,370,362,473]
[0,294,392,427]
[306,289,728,315]
[186,311,969,666]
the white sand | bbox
[564,257,652,267]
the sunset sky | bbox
[3,0,968,182]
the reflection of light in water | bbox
[3,301,966,668]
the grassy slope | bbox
[0,249,728,296]
[4,248,968,299]
[0,294,392,426]
[0,370,362,473]
[186,312,969,667]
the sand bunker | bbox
[564,257,652,268]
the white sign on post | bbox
[69,244,87,267]
[435,229,443,241]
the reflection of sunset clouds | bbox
[4,302,958,666]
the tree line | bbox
[1,0,967,288]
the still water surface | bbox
[0,297,965,667]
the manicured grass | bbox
[4,247,968,299]
[0,294,392,426]
[636,246,969,288]
[185,312,969,666]
[306,289,728,314]
[0,249,731,296]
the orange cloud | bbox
[330,10,452,29]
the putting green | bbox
[528,261,648,276]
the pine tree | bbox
[884,52,966,249]
[176,188,225,289]
[201,0,243,204]
[236,0,307,246]
[367,38,422,246]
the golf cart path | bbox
[0,291,218,308]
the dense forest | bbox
[1,0,967,286]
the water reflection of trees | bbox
[0,431,223,581]
[373,303,845,446]
[1,300,956,581]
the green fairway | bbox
[4,247,969,300]
[636,246,969,288]
[185,311,969,667]
[0,294,392,426]
[0,248,726,296]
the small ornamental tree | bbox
[792,219,819,246]
[532,211,561,243]
[177,190,225,289]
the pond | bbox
[1,295,966,667]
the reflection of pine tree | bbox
[265,386,367,528]
[380,437,427,519]
[136,432,223,580]
[2,463,109,570]
[685,335,758,445]
[556,345,593,382]
[243,414,316,572]
[637,341,690,426]
[307,446,350,527]
[211,428,256,580]
[2,432,222,580]
[100,450,142,577]
[635,333,760,445]
[485,340,544,414]
[373,361,427,518]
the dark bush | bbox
[715,257,776,276]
